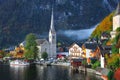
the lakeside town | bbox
[0,2,120,80]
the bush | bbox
[92,61,100,69]
[91,59,97,64]
[107,70,115,80]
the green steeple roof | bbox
[114,3,120,16]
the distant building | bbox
[111,3,120,39]
[101,32,110,40]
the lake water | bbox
[0,65,102,80]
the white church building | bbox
[36,9,56,59]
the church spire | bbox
[50,8,55,33]
[114,3,120,16]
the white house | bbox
[82,42,98,58]
[69,43,82,59]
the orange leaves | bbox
[91,12,113,38]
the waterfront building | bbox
[111,3,120,39]
[37,9,56,58]
[82,42,98,58]
[69,43,82,59]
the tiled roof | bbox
[36,39,47,45]
[83,42,98,50]
[98,45,112,57]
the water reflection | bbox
[10,66,29,80]
[0,65,101,80]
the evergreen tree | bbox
[24,33,38,59]
[41,52,48,60]
[112,27,120,54]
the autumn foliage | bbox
[91,12,113,38]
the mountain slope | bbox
[0,0,120,48]
[91,12,113,38]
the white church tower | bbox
[111,3,120,39]
[49,9,56,58]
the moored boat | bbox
[10,60,29,66]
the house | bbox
[101,32,110,40]
[9,46,24,58]
[82,42,98,58]
[98,45,112,68]
[69,43,82,59]
[57,52,69,59]
[71,59,82,68]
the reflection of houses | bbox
[69,43,82,59]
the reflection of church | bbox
[36,9,56,59]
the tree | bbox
[41,52,48,60]
[92,61,100,69]
[24,33,38,60]
[0,50,5,58]
[112,28,120,54]
[106,54,120,71]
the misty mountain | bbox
[0,0,120,48]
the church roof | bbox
[114,3,120,16]
[49,8,56,33]
[36,39,47,45]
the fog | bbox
[57,24,98,40]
